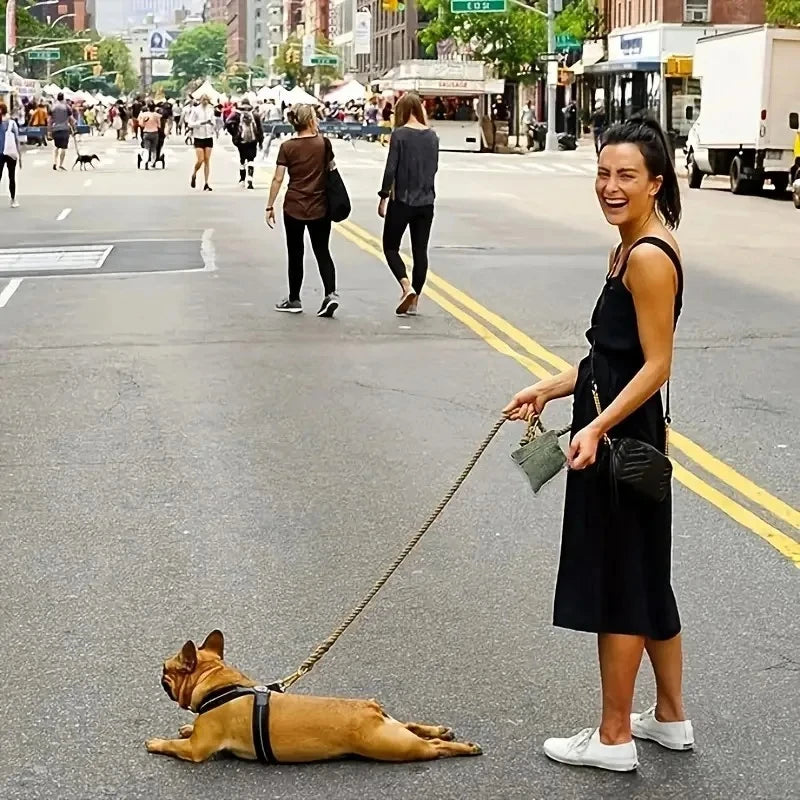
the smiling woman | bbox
[504,116,691,773]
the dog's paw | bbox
[178,724,194,739]
[145,738,164,753]
[467,742,483,756]
[439,727,455,741]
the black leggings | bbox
[237,142,258,181]
[382,200,434,295]
[0,155,17,200]
[284,213,336,301]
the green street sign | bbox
[310,54,338,66]
[555,33,581,50]
[451,0,506,12]
[29,49,60,61]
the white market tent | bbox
[256,84,289,105]
[42,83,62,96]
[324,79,367,105]
[191,80,221,103]
[286,85,320,106]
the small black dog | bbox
[73,154,100,170]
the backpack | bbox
[239,111,256,144]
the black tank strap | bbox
[617,236,683,295]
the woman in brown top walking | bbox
[266,104,338,318]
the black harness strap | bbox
[195,684,281,764]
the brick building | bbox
[205,0,228,22]
[28,0,88,31]
[226,0,248,66]
[578,0,766,136]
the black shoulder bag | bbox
[590,349,673,504]
[323,137,351,223]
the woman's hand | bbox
[378,197,388,218]
[567,424,603,470]
[502,383,549,421]
[265,207,276,229]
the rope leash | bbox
[277,416,509,692]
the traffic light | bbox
[84,44,99,62]
[382,0,398,11]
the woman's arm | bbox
[503,365,578,421]
[569,244,677,468]
[265,164,286,228]
[378,132,399,199]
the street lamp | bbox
[47,13,76,28]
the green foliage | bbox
[766,0,800,25]
[168,22,227,86]
[97,37,136,92]
[274,34,340,89]
[416,0,597,83]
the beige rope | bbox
[277,416,508,691]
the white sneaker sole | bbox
[544,749,638,772]
[632,729,694,751]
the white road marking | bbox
[34,159,47,168]
[83,178,92,187]
[57,208,72,221]
[201,228,217,271]
[0,278,23,308]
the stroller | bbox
[137,128,166,169]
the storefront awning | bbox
[584,59,661,75]
[569,40,605,75]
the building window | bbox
[256,38,262,48]
[256,8,261,16]
[684,0,710,21]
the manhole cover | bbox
[0,245,113,273]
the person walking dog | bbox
[504,116,691,772]
[265,104,339,318]
[378,92,439,316]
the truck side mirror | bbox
[790,112,799,131]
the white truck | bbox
[685,25,800,195]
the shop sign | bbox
[608,28,661,62]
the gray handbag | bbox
[511,415,571,494]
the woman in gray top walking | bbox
[378,93,439,316]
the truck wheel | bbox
[687,152,703,189]
[794,191,800,210]
[771,175,789,195]
[729,156,750,195]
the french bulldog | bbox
[147,630,482,764]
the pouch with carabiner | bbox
[511,415,571,494]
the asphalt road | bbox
[1,133,798,800]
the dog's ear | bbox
[200,630,224,659]
[178,640,198,671]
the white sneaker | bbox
[543,727,638,772]
[10,199,19,208]
[631,705,695,750]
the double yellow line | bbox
[336,218,800,570]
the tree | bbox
[274,34,340,89]
[416,0,597,83]
[168,22,227,86]
[766,0,800,25]
[97,37,136,93]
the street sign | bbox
[451,0,506,12]
[310,54,338,67]
[29,49,60,61]
[555,33,580,50]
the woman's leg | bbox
[382,201,411,290]
[283,213,306,302]
[203,147,212,185]
[307,217,336,296]
[192,147,204,179]
[6,156,17,201]
[644,634,686,721]
[598,633,645,744]
[408,205,434,295]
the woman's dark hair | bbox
[0,102,7,118]
[148,101,156,111]
[600,116,681,229]
[394,92,426,127]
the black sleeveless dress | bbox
[553,237,684,641]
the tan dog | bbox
[146,630,482,764]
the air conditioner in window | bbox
[684,5,709,23]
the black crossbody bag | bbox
[590,348,673,504]
[323,137,351,222]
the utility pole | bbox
[545,0,558,152]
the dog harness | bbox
[196,683,283,764]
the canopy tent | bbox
[285,85,320,106]
[42,83,62,96]
[324,79,367,105]
[256,84,290,105]
[0,82,12,93]
[191,80,221,103]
